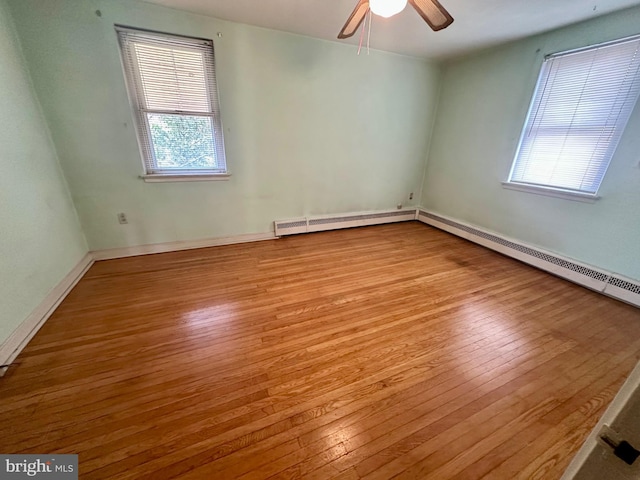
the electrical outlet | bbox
[397,203,403,210]
[409,192,414,200]
[117,213,128,224]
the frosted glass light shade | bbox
[370,0,408,18]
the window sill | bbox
[140,173,231,183]
[501,182,600,203]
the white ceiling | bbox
[141,0,640,59]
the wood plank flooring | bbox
[2,222,640,479]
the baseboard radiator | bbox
[417,209,640,308]
[274,209,417,237]
[275,207,639,308]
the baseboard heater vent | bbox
[605,277,640,306]
[275,209,416,237]
[418,209,640,308]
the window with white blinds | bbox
[508,35,640,196]
[116,26,227,176]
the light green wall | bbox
[421,6,640,280]
[0,0,87,344]
[8,0,441,251]
[7,0,637,292]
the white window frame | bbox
[505,34,640,201]
[116,26,229,182]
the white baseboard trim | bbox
[0,253,94,374]
[91,232,277,261]
[0,232,274,372]
[4,214,635,375]
[417,208,640,308]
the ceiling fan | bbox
[338,0,454,39]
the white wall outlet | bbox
[117,213,128,224]
[397,203,403,210]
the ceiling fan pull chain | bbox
[357,8,367,55]
[367,9,372,55]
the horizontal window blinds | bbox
[510,36,640,194]
[117,27,227,174]
[134,42,212,112]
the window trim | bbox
[140,173,231,183]
[116,25,228,179]
[505,33,640,199]
[501,181,599,203]
[545,33,640,61]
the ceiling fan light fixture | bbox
[338,0,453,40]
[369,0,408,18]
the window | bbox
[507,35,640,197]
[116,26,227,179]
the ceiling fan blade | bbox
[408,0,454,31]
[338,0,369,39]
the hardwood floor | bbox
[2,222,640,479]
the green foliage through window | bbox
[148,113,217,170]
